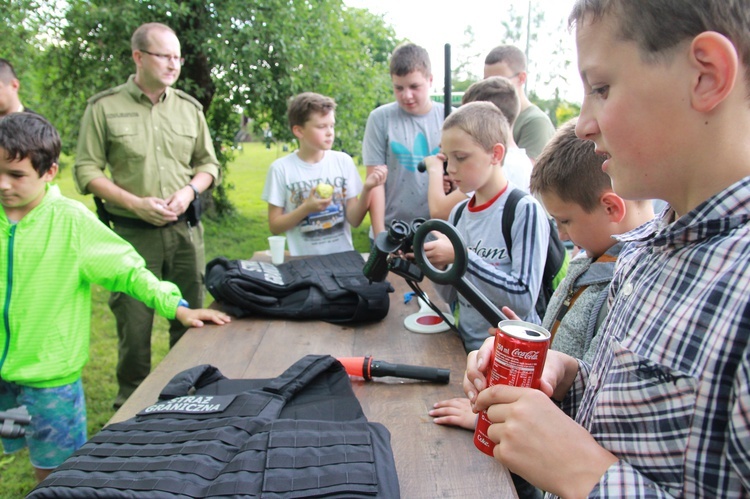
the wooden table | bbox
[110,252,517,498]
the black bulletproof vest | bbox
[205,251,393,324]
[29,355,400,498]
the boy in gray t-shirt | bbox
[362,43,444,237]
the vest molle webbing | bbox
[29,355,400,498]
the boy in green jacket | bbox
[0,112,230,482]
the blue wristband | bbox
[177,299,189,309]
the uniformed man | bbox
[74,22,220,409]
[0,58,34,117]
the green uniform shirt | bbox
[513,104,556,160]
[74,75,220,218]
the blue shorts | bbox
[0,378,87,469]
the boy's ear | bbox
[291,125,304,140]
[492,143,506,165]
[41,163,59,182]
[600,191,626,223]
[689,31,738,112]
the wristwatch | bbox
[187,184,200,200]
[178,299,190,309]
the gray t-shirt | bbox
[435,186,549,352]
[362,101,445,230]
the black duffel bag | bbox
[205,250,392,323]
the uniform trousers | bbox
[109,220,204,407]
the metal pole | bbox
[444,43,451,117]
[525,0,531,93]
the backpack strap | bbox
[454,189,524,250]
[501,188,525,257]
[549,285,588,342]
[451,198,470,225]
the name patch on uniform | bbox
[137,395,236,415]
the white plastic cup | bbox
[268,236,286,264]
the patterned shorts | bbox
[0,378,87,469]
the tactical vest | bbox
[206,251,392,323]
[30,355,400,498]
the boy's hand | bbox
[474,383,616,496]
[422,231,455,268]
[364,165,387,190]
[302,188,332,212]
[463,335,495,407]
[429,397,477,430]
[463,305,578,404]
[443,175,455,195]
[423,153,447,177]
[175,306,232,328]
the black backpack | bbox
[454,188,569,319]
[29,355,400,498]
[205,250,392,323]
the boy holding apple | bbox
[262,92,386,256]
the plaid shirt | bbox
[558,177,750,498]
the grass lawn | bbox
[0,142,372,497]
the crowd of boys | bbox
[2,0,750,496]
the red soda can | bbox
[473,320,550,456]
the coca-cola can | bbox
[473,320,550,456]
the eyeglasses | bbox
[140,50,185,66]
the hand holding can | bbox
[473,320,551,456]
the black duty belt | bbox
[108,211,189,230]
[94,196,197,230]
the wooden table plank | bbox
[109,252,517,498]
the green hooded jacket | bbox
[0,184,182,388]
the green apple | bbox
[316,183,334,199]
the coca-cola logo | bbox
[511,348,539,360]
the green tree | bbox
[19,0,396,214]
[0,1,49,112]
[485,1,578,126]
[449,26,481,94]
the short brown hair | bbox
[287,92,336,129]
[390,43,431,78]
[484,45,527,74]
[569,0,750,89]
[530,118,609,212]
[131,23,177,51]
[462,77,520,126]
[442,101,510,153]
[0,112,60,176]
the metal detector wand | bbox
[411,219,509,326]
[417,43,453,174]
